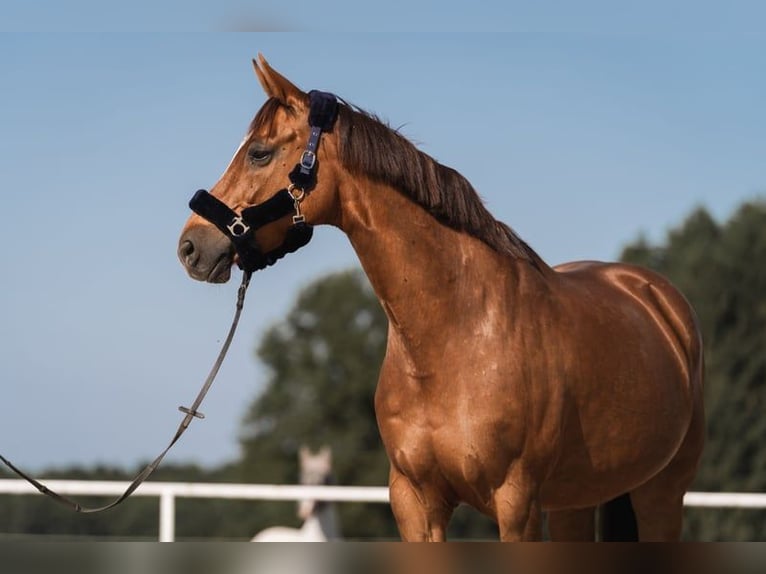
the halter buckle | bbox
[226,216,250,237]
[300,150,316,171]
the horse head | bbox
[297,445,333,520]
[178,55,342,282]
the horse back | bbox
[553,260,703,389]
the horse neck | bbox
[336,177,543,363]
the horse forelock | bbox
[248,96,294,138]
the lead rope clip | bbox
[289,184,306,224]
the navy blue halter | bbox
[189,90,338,273]
[0,94,342,518]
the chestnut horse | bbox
[178,56,705,541]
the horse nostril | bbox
[178,239,199,267]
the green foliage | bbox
[236,268,498,540]
[237,269,396,539]
[620,199,766,540]
[0,463,238,540]
[4,200,764,541]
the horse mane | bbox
[251,97,542,266]
[336,103,543,266]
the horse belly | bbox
[537,263,702,510]
[539,367,693,510]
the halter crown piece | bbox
[189,90,339,273]
[0,94,342,517]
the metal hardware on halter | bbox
[288,184,307,224]
[0,91,343,517]
[226,216,250,237]
[292,203,305,225]
[287,183,305,202]
[286,184,305,224]
[188,90,338,273]
[300,150,316,171]
[296,125,322,178]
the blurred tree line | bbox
[1,199,764,540]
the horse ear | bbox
[252,54,307,109]
[319,445,332,465]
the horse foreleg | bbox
[548,507,596,541]
[389,468,454,542]
[493,470,543,541]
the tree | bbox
[237,269,397,539]
[621,199,766,540]
[6,201,763,541]
[0,462,251,540]
[237,269,498,540]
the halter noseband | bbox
[0,95,341,516]
[188,90,339,273]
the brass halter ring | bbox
[287,183,306,203]
[287,184,307,224]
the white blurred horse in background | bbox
[252,446,340,542]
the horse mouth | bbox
[207,255,233,283]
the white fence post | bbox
[159,488,175,542]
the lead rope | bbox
[0,270,252,513]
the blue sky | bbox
[3,1,765,33]
[0,26,763,471]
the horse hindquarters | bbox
[551,262,705,541]
[623,272,705,541]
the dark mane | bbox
[251,97,542,265]
[336,104,542,265]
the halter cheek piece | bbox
[0,93,341,516]
[189,90,339,273]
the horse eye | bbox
[248,147,272,165]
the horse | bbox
[251,446,340,542]
[178,55,705,541]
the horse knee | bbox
[389,472,453,541]
[493,479,542,541]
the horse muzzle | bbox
[178,224,235,283]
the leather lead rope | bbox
[0,91,340,512]
[0,270,252,513]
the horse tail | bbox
[599,493,638,541]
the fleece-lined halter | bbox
[188,90,338,273]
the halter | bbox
[0,91,339,514]
[189,90,339,273]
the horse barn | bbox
[1,28,765,545]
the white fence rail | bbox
[0,479,764,542]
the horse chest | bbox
[377,381,522,493]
